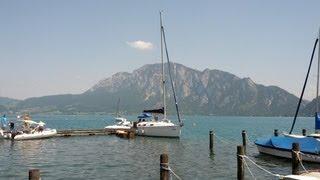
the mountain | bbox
[0,97,20,106]
[12,63,306,116]
[301,97,319,116]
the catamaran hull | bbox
[256,144,320,163]
[1,129,57,140]
[137,125,181,138]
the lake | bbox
[0,115,317,179]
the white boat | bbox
[104,98,132,131]
[0,116,57,140]
[1,128,57,140]
[137,120,181,138]
[136,12,183,138]
[105,117,132,131]
[255,134,320,163]
[255,29,320,162]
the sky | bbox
[0,0,320,100]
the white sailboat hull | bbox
[137,125,181,138]
[1,129,57,140]
[256,144,320,163]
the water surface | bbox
[0,115,317,179]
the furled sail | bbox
[143,107,164,114]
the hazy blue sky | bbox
[0,0,320,100]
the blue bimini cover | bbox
[315,112,320,130]
[137,113,152,119]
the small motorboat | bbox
[0,114,57,140]
[104,117,132,132]
[104,98,132,132]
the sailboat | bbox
[255,29,320,162]
[136,12,183,138]
[104,98,132,132]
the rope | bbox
[214,134,239,146]
[240,155,283,178]
[293,151,309,173]
[160,163,182,180]
[242,157,256,180]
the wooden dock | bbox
[56,129,110,137]
[56,128,136,138]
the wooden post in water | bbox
[302,129,307,136]
[29,169,40,180]
[160,154,169,180]
[274,129,279,136]
[133,122,138,129]
[209,130,214,151]
[237,145,245,180]
[242,130,247,155]
[292,143,300,175]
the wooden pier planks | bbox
[56,128,137,138]
[56,129,110,137]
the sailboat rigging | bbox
[160,12,183,127]
[136,12,183,138]
[289,38,319,134]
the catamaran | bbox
[0,114,57,140]
[255,28,320,162]
[105,98,132,131]
[136,12,183,138]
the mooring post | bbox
[242,130,247,155]
[29,169,40,180]
[302,129,306,136]
[160,154,169,180]
[237,145,245,180]
[133,122,138,129]
[292,143,300,175]
[274,129,279,136]
[209,130,214,151]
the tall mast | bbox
[289,38,319,134]
[161,18,183,126]
[317,28,320,113]
[160,11,167,119]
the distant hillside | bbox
[0,97,20,106]
[301,97,319,116]
[11,63,306,116]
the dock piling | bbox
[237,145,245,180]
[292,143,300,175]
[274,129,279,136]
[29,169,40,180]
[133,122,138,129]
[302,129,307,136]
[242,130,247,155]
[209,130,214,152]
[160,154,170,180]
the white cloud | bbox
[126,40,153,50]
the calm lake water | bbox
[0,115,318,179]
